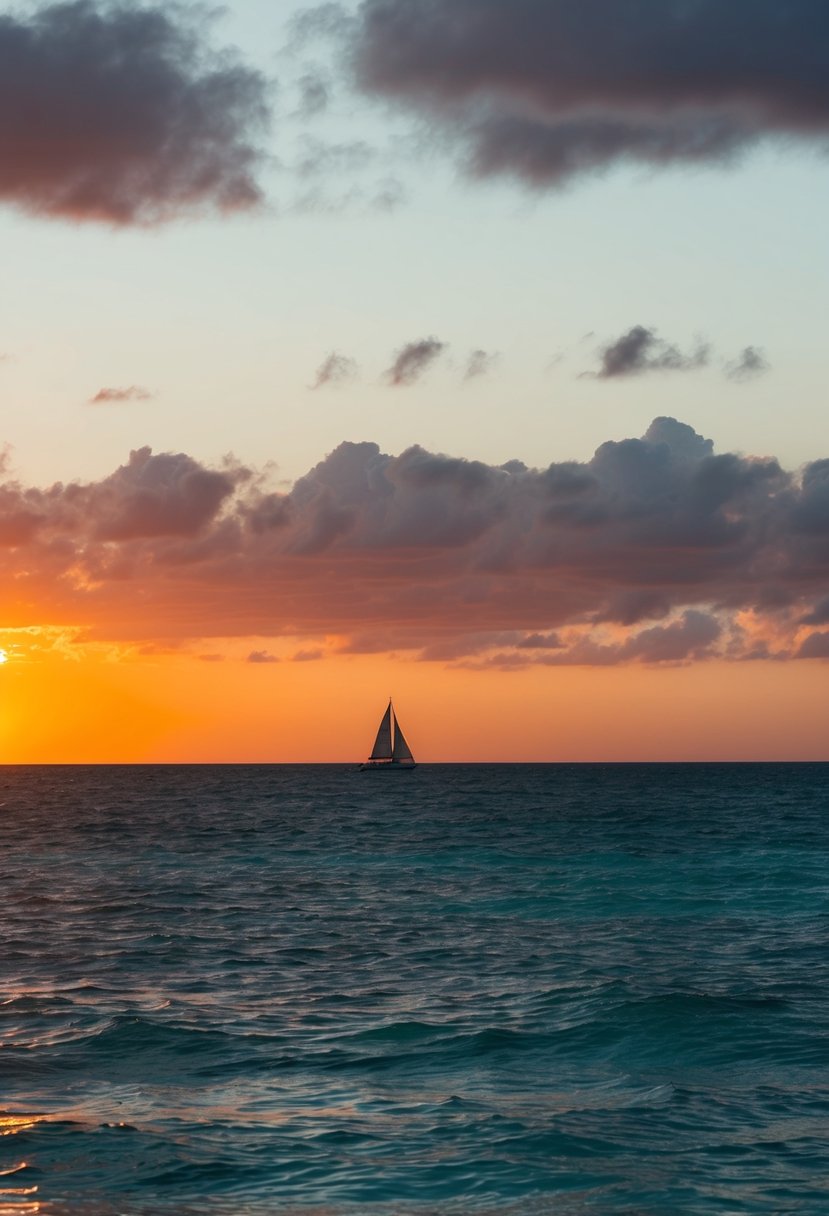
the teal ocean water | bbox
[1,763,827,1215]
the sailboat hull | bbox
[358,759,417,771]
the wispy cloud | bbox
[291,648,324,662]
[464,349,498,381]
[90,386,154,405]
[295,137,376,178]
[311,352,358,389]
[725,346,771,382]
[296,71,330,118]
[593,326,709,379]
[386,337,446,385]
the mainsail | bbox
[392,713,413,762]
[369,703,393,760]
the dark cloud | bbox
[791,459,829,536]
[598,590,671,627]
[247,650,280,664]
[5,417,829,664]
[463,112,745,187]
[90,386,154,405]
[386,337,446,385]
[350,0,829,187]
[726,346,771,382]
[464,349,498,380]
[801,596,829,626]
[91,448,239,541]
[0,1,268,225]
[796,631,829,659]
[531,611,722,667]
[622,610,722,664]
[595,326,709,379]
[311,352,358,389]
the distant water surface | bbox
[1,763,828,1215]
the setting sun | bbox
[0,649,8,664]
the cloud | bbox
[516,632,562,650]
[311,352,358,389]
[247,650,280,664]
[295,137,376,177]
[464,349,498,380]
[90,386,154,405]
[801,596,829,626]
[796,631,829,659]
[5,416,829,665]
[476,611,722,668]
[288,3,354,49]
[726,346,771,382]
[349,0,829,188]
[296,71,330,118]
[373,178,407,211]
[94,448,241,541]
[386,337,446,385]
[0,1,269,226]
[594,326,709,379]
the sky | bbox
[1,0,829,762]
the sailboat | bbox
[359,700,416,770]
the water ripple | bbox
[1,762,828,1214]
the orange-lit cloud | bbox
[2,417,829,668]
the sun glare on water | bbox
[0,649,8,664]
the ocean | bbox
[1,763,827,1215]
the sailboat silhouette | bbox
[359,700,416,770]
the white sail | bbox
[369,703,393,759]
[392,713,414,762]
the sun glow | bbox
[0,649,8,664]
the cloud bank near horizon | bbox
[2,418,829,668]
[0,0,269,225]
[349,0,829,187]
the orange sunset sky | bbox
[2,0,829,762]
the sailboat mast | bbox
[361,697,416,768]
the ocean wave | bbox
[2,763,828,1213]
